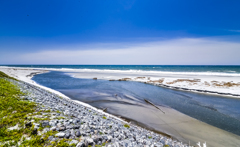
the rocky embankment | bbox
[14,80,192,147]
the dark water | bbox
[32,71,240,136]
[3,65,240,74]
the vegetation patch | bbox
[149,78,165,83]
[0,77,36,146]
[211,81,240,87]
[118,78,131,81]
[123,124,130,128]
[0,71,76,146]
[166,79,200,84]
[135,77,146,79]
[0,71,17,81]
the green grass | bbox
[102,116,107,119]
[123,124,130,128]
[0,78,36,145]
[0,72,75,146]
[0,71,17,81]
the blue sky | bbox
[1,0,240,64]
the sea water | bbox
[4,65,240,75]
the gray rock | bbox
[76,131,81,137]
[33,123,40,129]
[66,125,73,129]
[50,126,56,131]
[49,121,56,126]
[58,126,66,131]
[56,123,62,127]
[70,129,75,136]
[113,142,120,147]
[85,137,94,146]
[42,128,50,134]
[73,125,80,129]
[42,121,49,127]
[73,119,79,124]
[92,135,102,143]
[69,139,78,145]
[81,131,87,136]
[76,141,85,147]
[55,132,65,138]
[64,110,71,116]
[48,136,54,141]
[65,133,70,139]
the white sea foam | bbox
[2,66,239,77]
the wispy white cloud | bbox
[229,30,240,33]
[120,0,136,10]
[1,38,240,65]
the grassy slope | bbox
[0,71,75,147]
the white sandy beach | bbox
[1,66,240,147]
[63,68,240,97]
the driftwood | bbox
[144,99,165,114]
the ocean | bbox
[4,65,240,75]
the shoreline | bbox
[145,82,240,98]
[1,67,240,146]
[1,66,240,98]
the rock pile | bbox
[16,80,191,147]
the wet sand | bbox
[60,89,240,147]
